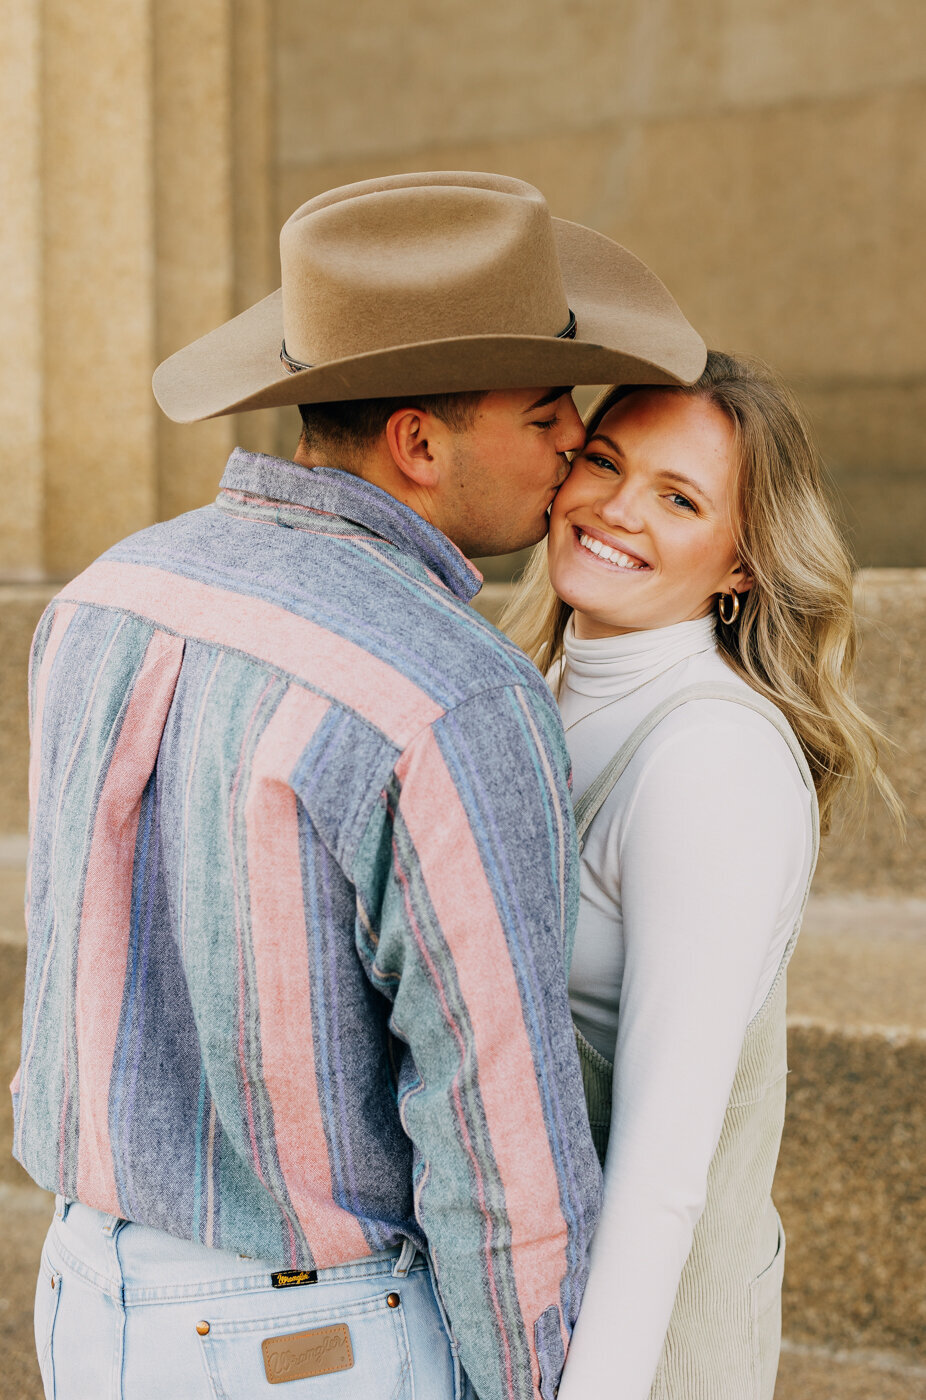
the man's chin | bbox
[470,518,549,559]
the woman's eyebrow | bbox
[587,432,624,456]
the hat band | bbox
[279,309,578,375]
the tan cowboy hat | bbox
[153,171,706,423]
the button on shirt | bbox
[13,450,601,1400]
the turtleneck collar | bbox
[562,613,718,699]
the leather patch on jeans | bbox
[271,1269,318,1289]
[262,1323,353,1384]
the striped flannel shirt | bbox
[14,448,601,1400]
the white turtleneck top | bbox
[555,614,814,1400]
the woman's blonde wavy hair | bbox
[500,351,902,835]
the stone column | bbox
[156,0,277,521]
[41,0,159,579]
[231,0,278,458]
[0,0,274,582]
[154,0,237,523]
[0,0,274,836]
[0,0,44,581]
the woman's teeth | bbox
[578,532,647,570]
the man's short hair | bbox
[298,392,486,454]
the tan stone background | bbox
[2,0,926,590]
[0,2,924,1397]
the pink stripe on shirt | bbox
[245,684,371,1266]
[75,629,185,1212]
[61,561,444,747]
[396,728,571,1393]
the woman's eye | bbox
[668,492,696,512]
[586,454,618,472]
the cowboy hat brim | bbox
[153,218,706,423]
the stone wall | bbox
[3,0,924,585]
[1,7,923,1395]
[2,1,924,590]
[275,0,926,567]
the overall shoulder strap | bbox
[573,682,820,861]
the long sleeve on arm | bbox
[558,707,809,1400]
[352,683,603,1400]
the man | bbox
[16,172,705,1399]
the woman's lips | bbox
[573,525,651,570]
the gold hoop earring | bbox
[718,589,740,625]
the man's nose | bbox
[555,396,586,455]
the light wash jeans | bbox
[35,1197,471,1400]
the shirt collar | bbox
[218,447,483,602]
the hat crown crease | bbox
[280,183,570,365]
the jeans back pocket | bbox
[198,1289,412,1399]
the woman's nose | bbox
[598,484,644,532]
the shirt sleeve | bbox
[557,710,809,1400]
[352,682,602,1400]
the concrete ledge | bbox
[814,570,926,900]
[779,894,926,1359]
[0,1184,53,1400]
[793,894,926,1031]
[776,1341,926,1400]
[0,835,28,951]
[779,1021,926,1358]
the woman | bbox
[502,352,900,1400]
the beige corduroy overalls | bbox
[573,683,820,1400]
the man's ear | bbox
[385,408,442,490]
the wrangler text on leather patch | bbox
[262,1323,353,1384]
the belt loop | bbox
[54,1195,71,1222]
[100,1213,124,1238]
[392,1237,418,1277]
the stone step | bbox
[776,1342,926,1400]
[0,1184,54,1400]
[776,895,926,1367]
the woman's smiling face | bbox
[547,389,750,639]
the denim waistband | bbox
[48,1198,423,1306]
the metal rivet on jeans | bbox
[386,1292,401,1308]
[196,1321,211,1336]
